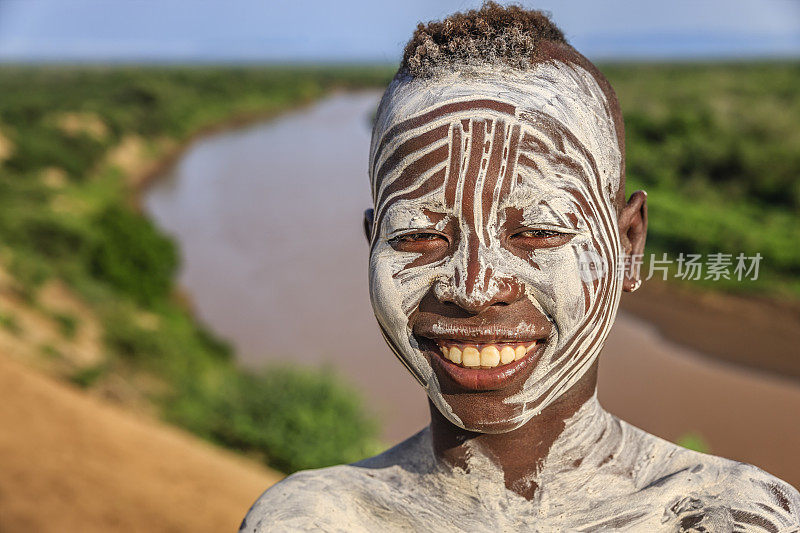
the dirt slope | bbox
[0,353,281,533]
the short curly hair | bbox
[401,2,571,78]
[391,2,627,207]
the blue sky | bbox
[0,0,798,63]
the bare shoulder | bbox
[239,429,434,533]
[711,460,800,529]
[662,460,800,531]
[623,422,800,530]
[238,465,361,532]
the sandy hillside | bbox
[0,353,281,533]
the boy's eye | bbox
[509,228,573,248]
[515,229,560,238]
[389,232,448,252]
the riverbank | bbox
[621,279,800,381]
[129,93,337,207]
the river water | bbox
[144,93,800,485]
[145,92,429,441]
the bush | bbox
[20,213,89,260]
[168,365,382,473]
[104,309,168,362]
[676,432,710,454]
[88,206,178,305]
[0,311,21,335]
[51,311,79,339]
[70,364,107,389]
[5,127,108,179]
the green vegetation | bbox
[676,432,711,454]
[69,363,106,388]
[49,310,79,339]
[604,62,800,296]
[0,62,797,473]
[169,365,382,473]
[88,206,178,305]
[40,343,63,360]
[0,310,21,335]
[0,65,391,473]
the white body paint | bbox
[242,398,800,531]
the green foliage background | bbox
[606,63,800,295]
[0,66,390,473]
[0,63,797,473]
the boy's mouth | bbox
[415,334,547,391]
[434,340,538,368]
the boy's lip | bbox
[416,335,547,391]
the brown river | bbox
[144,93,800,486]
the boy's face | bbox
[367,61,625,432]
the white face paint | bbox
[368,61,623,430]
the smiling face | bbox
[367,59,624,432]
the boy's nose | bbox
[458,277,525,314]
[434,247,525,314]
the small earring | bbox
[630,279,642,292]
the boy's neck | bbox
[428,363,604,500]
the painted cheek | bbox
[369,241,467,424]
[512,245,589,342]
[369,245,432,377]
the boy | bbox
[242,4,799,531]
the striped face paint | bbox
[368,61,623,430]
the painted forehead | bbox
[369,61,621,210]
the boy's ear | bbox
[363,208,375,244]
[618,190,648,292]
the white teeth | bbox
[500,346,516,364]
[515,346,526,360]
[462,347,480,367]
[480,346,500,367]
[436,341,540,368]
